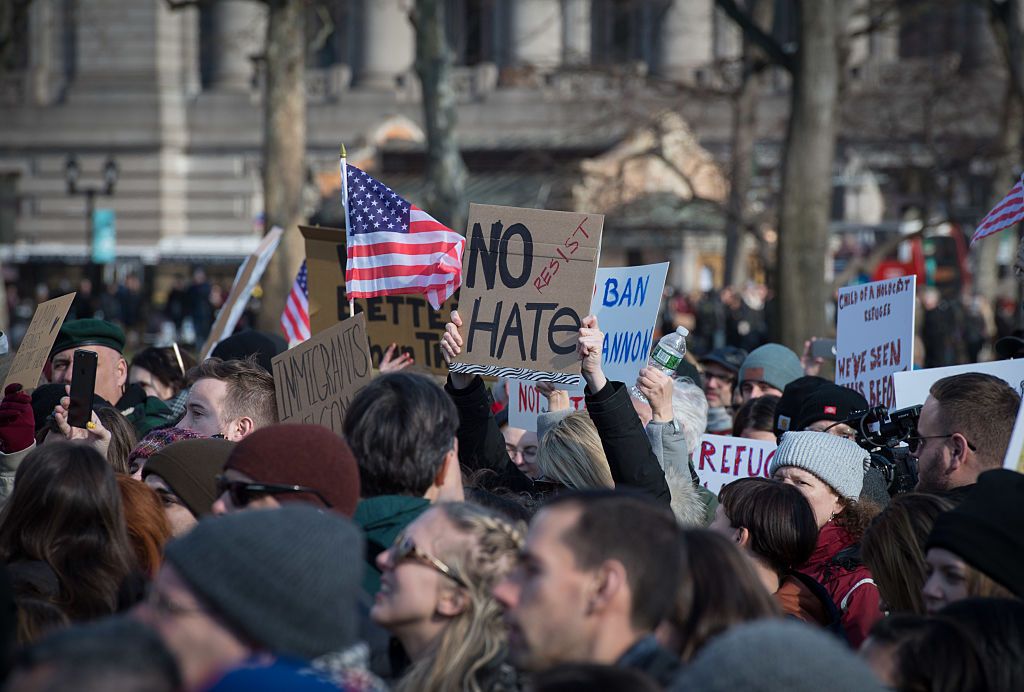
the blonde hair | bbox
[536,412,614,490]
[395,502,526,692]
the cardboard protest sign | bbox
[200,226,283,359]
[893,359,1024,409]
[835,276,916,409]
[3,293,76,392]
[299,225,455,374]
[695,434,777,495]
[508,262,670,431]
[449,204,603,385]
[271,313,372,435]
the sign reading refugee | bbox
[835,275,916,409]
[2,292,76,392]
[508,262,670,430]
[271,313,372,435]
[449,204,604,385]
[300,225,455,375]
[696,434,777,495]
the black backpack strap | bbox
[790,570,848,644]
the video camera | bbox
[838,405,922,497]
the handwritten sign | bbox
[695,433,777,495]
[201,226,283,359]
[300,225,455,375]
[508,262,670,431]
[270,313,372,435]
[3,293,76,392]
[835,276,916,408]
[1002,401,1024,474]
[894,359,1024,409]
[450,204,603,385]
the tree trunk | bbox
[724,0,772,288]
[412,0,469,232]
[258,0,306,334]
[775,0,840,350]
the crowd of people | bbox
[0,305,1018,691]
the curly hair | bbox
[832,496,882,541]
[395,502,525,692]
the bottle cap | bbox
[675,326,690,337]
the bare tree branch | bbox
[715,0,795,74]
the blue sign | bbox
[92,209,116,264]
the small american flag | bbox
[345,164,464,309]
[280,261,311,345]
[972,172,1024,245]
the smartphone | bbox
[67,349,98,429]
[810,338,837,360]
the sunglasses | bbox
[390,534,467,588]
[215,475,332,509]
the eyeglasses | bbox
[215,475,332,509]
[390,534,467,588]
[506,444,538,461]
[703,371,736,385]
[906,434,977,454]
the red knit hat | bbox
[224,424,361,517]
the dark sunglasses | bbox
[215,475,332,509]
[906,434,977,454]
[390,534,467,588]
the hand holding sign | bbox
[536,381,570,413]
[379,343,414,373]
[440,310,473,390]
[577,315,607,393]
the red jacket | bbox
[799,522,881,648]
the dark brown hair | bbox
[718,477,819,576]
[0,443,137,621]
[930,373,1021,471]
[666,529,781,661]
[187,357,278,430]
[130,346,196,394]
[861,493,954,614]
[832,497,882,541]
[96,407,138,475]
[116,476,172,578]
[732,395,780,437]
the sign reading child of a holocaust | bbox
[271,313,372,435]
[508,262,670,431]
[449,204,604,385]
[835,275,916,409]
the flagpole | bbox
[340,143,355,319]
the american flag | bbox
[345,164,464,309]
[280,261,311,344]
[972,172,1024,245]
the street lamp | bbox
[65,154,118,289]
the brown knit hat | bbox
[143,438,236,518]
[224,424,361,517]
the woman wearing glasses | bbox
[371,502,524,692]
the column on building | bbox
[205,0,266,91]
[512,0,563,70]
[562,0,591,66]
[359,0,415,88]
[660,0,715,81]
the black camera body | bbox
[839,405,922,497]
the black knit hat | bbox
[773,376,829,438]
[794,384,869,432]
[164,506,365,659]
[927,469,1024,598]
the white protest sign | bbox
[507,262,670,431]
[1002,402,1024,474]
[893,359,1024,409]
[694,434,777,495]
[835,275,916,409]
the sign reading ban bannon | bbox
[450,204,604,385]
[271,313,372,435]
[835,275,916,409]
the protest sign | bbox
[893,359,1024,409]
[507,262,670,431]
[694,433,777,495]
[449,204,603,385]
[299,225,455,374]
[270,313,372,435]
[1002,403,1024,474]
[200,226,283,359]
[3,293,76,393]
[835,276,916,409]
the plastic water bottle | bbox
[630,326,689,404]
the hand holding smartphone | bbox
[67,349,98,429]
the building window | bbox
[446,0,508,66]
[307,0,361,69]
[592,0,663,67]
[0,175,19,245]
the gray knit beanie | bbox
[739,343,803,392]
[164,505,364,660]
[768,431,869,501]
[668,620,884,692]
